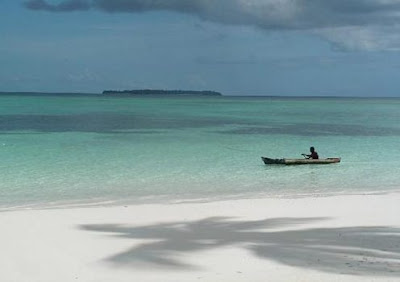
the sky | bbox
[1,0,400,96]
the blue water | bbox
[0,94,399,208]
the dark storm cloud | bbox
[23,0,400,50]
[23,0,400,28]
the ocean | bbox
[0,94,399,208]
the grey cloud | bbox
[24,0,90,12]
[23,0,400,50]
[23,0,400,28]
[317,25,400,51]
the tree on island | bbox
[102,89,222,96]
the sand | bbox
[1,193,400,282]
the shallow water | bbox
[0,94,399,207]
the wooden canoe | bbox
[261,157,341,165]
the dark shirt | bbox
[309,151,319,159]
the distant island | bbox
[102,89,222,96]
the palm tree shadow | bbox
[80,217,400,275]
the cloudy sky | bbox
[2,0,400,96]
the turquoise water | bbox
[0,94,399,208]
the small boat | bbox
[261,157,341,165]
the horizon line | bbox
[0,91,399,99]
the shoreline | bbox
[2,188,400,212]
[1,193,400,281]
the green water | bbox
[0,95,399,208]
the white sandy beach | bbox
[1,193,400,282]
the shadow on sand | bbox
[80,217,400,276]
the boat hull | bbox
[261,157,341,165]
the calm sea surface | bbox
[0,94,399,208]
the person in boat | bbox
[302,147,319,159]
